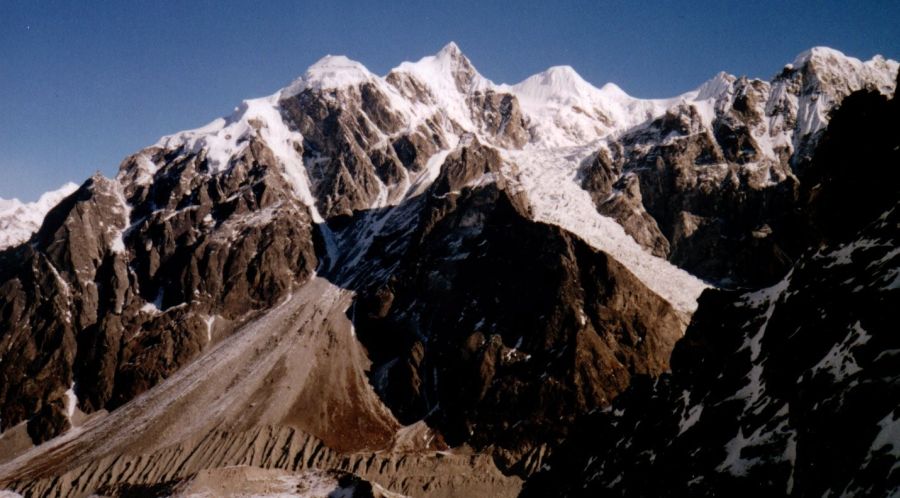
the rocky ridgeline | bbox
[581,48,898,287]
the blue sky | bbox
[2,0,898,201]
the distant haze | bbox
[1,0,898,200]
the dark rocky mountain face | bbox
[522,202,900,497]
[344,139,684,474]
[521,81,900,497]
[0,45,896,498]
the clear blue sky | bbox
[2,0,898,201]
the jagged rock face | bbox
[348,140,684,475]
[0,137,318,443]
[582,93,800,286]
[276,43,529,221]
[521,76,900,498]
[0,176,130,443]
[121,140,317,319]
[1,43,897,497]
[582,148,671,258]
[280,83,424,219]
[597,101,799,286]
[522,200,900,497]
[581,59,897,287]
[466,89,530,149]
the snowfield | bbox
[0,183,78,250]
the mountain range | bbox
[0,43,897,497]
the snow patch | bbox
[718,405,792,476]
[64,383,77,419]
[677,390,704,435]
[141,290,164,314]
[204,315,216,343]
[872,411,900,463]
[811,321,871,380]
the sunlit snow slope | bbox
[0,183,78,250]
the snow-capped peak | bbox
[502,63,688,147]
[511,65,601,105]
[791,46,854,68]
[771,46,899,138]
[392,41,491,95]
[0,182,79,250]
[281,54,376,97]
[784,46,898,90]
[597,81,630,99]
[436,41,463,59]
[694,71,736,101]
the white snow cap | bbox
[786,46,898,85]
[512,65,603,105]
[777,46,899,137]
[392,41,491,92]
[791,46,855,67]
[282,54,376,97]
[694,71,736,101]
[503,59,691,146]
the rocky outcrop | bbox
[279,79,419,219]
[0,135,318,445]
[466,89,530,149]
[582,149,670,258]
[581,57,897,287]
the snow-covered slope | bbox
[505,145,707,315]
[0,183,78,250]
[503,66,680,147]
